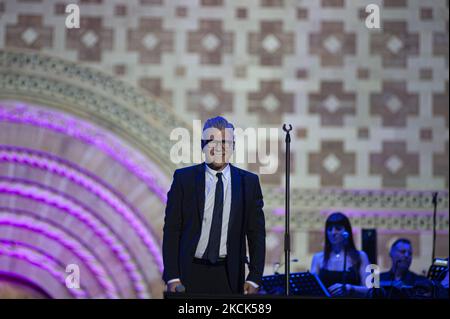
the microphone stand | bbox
[342,238,348,295]
[282,124,292,296]
[431,192,438,264]
[431,192,438,298]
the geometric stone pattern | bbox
[1,0,446,190]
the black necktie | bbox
[203,172,224,264]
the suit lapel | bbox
[195,163,206,222]
[228,164,242,236]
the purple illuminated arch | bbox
[0,270,53,298]
[0,215,119,298]
[0,101,169,202]
[0,178,149,297]
[0,207,124,296]
[0,100,180,298]
[0,145,163,272]
[0,243,87,298]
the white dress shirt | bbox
[194,163,231,258]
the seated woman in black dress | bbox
[310,212,370,297]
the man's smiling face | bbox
[202,127,234,169]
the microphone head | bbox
[432,192,438,205]
[175,284,186,293]
[273,262,280,273]
[342,231,350,245]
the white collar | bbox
[205,163,230,181]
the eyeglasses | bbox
[203,139,234,149]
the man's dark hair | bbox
[203,116,234,131]
[201,116,235,149]
[390,238,412,253]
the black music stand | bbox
[427,258,448,281]
[261,272,330,298]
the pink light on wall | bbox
[0,243,88,298]
[0,270,54,298]
[0,101,168,204]
[0,207,128,296]
[321,208,449,219]
[0,239,92,297]
[0,145,163,273]
[0,178,149,298]
[0,215,119,298]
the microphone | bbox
[342,231,350,245]
[175,283,186,293]
[432,192,438,205]
[273,263,281,274]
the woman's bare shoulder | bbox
[312,251,324,261]
[358,250,369,261]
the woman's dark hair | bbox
[323,212,361,270]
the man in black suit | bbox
[163,116,266,295]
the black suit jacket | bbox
[162,163,266,293]
[380,270,430,287]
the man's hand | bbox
[243,282,259,295]
[167,280,183,293]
